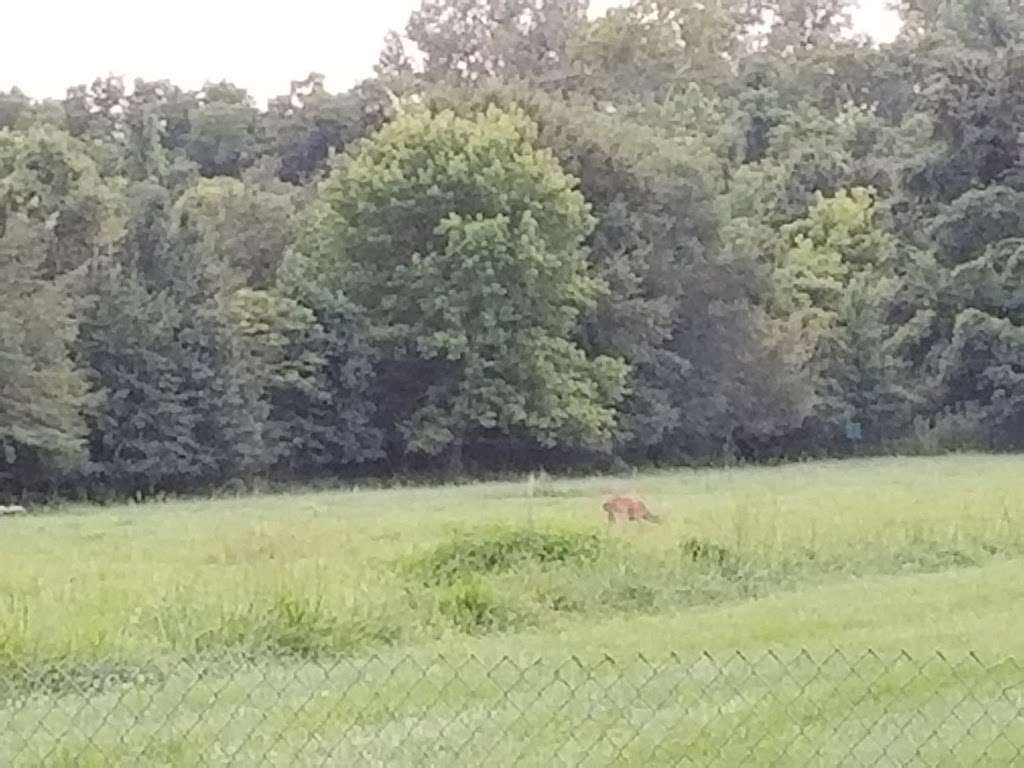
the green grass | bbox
[2,454,1024,765]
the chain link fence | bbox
[2,650,1023,766]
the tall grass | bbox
[1,454,1023,675]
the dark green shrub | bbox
[436,579,533,634]
[413,528,607,585]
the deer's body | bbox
[603,495,661,524]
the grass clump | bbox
[177,595,406,660]
[247,596,340,658]
[410,527,606,635]
[412,527,607,586]
[435,578,536,635]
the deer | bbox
[602,494,662,524]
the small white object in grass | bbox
[0,505,26,516]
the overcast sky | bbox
[2,0,901,105]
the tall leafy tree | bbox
[0,126,124,276]
[0,89,31,131]
[407,0,589,83]
[75,176,266,495]
[172,175,297,289]
[517,92,808,459]
[571,0,749,103]
[898,0,1024,50]
[0,215,87,494]
[260,73,367,184]
[771,187,934,443]
[299,105,627,465]
[229,267,383,476]
[185,82,258,178]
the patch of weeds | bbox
[681,538,734,568]
[259,596,339,658]
[530,583,587,614]
[680,537,743,579]
[744,537,1004,591]
[606,581,659,611]
[192,596,402,660]
[889,543,981,573]
[803,538,1001,582]
[436,578,535,635]
[590,540,776,614]
[413,528,607,586]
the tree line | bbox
[3,0,1024,498]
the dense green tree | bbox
[77,258,201,494]
[61,76,130,175]
[929,186,1024,265]
[0,126,124,275]
[522,92,807,458]
[184,82,258,178]
[260,73,368,184]
[74,172,267,494]
[77,254,265,494]
[904,46,1024,207]
[0,215,87,494]
[771,188,934,443]
[760,0,854,49]
[171,175,297,289]
[571,0,748,103]
[950,238,1024,326]
[899,0,1024,50]
[406,0,589,83]
[934,308,1024,448]
[0,89,31,131]
[229,266,383,474]
[299,105,627,464]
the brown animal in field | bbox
[603,495,661,524]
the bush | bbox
[436,578,535,634]
[183,595,404,660]
[681,538,736,573]
[412,528,607,585]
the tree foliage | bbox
[4,0,1024,496]
[0,216,87,490]
[299,106,627,462]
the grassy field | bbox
[2,454,1024,765]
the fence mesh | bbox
[2,650,1023,766]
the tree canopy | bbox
[3,0,1024,497]
[298,105,627,465]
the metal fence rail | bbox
[2,650,1023,766]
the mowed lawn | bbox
[2,454,1024,766]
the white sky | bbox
[2,0,901,105]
